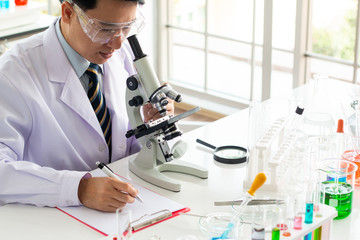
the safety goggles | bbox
[71,2,145,44]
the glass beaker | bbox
[305,136,335,172]
[318,158,358,219]
[342,122,360,186]
[303,112,335,138]
[116,208,133,240]
[199,212,242,240]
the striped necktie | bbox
[86,63,112,161]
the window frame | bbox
[156,0,360,115]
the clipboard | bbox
[57,175,190,236]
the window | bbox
[306,0,358,83]
[157,0,360,115]
[159,0,297,114]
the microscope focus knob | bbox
[127,76,139,91]
[129,96,144,107]
[160,98,168,106]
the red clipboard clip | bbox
[131,209,172,231]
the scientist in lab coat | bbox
[0,0,173,212]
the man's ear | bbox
[61,1,75,24]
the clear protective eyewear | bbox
[71,2,145,44]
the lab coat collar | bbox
[44,19,72,85]
[42,19,106,143]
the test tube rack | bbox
[271,130,299,189]
[259,204,337,240]
[244,117,287,191]
[245,114,306,192]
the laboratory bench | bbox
[0,79,359,239]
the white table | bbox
[0,79,358,239]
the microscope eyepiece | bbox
[127,35,147,60]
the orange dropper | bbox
[247,172,267,196]
[337,119,344,133]
[239,172,267,208]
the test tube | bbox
[294,215,302,229]
[285,106,305,136]
[336,119,345,157]
[305,202,314,224]
[116,208,133,240]
[271,227,280,240]
[293,199,303,230]
[270,200,281,240]
[2,0,9,8]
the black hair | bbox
[59,0,144,11]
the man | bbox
[0,0,173,212]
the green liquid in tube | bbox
[271,227,280,240]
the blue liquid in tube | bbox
[1,0,10,8]
[305,202,314,224]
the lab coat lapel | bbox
[59,71,104,137]
[43,19,104,139]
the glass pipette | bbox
[213,172,267,240]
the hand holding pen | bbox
[96,161,143,203]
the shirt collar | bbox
[55,18,104,77]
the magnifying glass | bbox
[196,139,248,164]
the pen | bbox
[96,161,143,203]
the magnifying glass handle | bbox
[196,139,216,150]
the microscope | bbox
[125,35,208,192]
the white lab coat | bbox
[0,19,140,207]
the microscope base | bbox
[129,158,208,192]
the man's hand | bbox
[142,98,175,122]
[78,177,139,212]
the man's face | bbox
[63,0,138,64]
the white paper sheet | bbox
[58,175,187,236]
